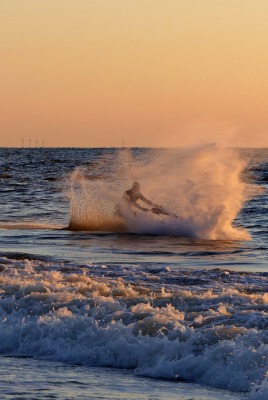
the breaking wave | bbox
[0,257,267,398]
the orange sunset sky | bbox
[1,0,268,148]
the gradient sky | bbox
[1,0,268,147]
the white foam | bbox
[0,258,267,398]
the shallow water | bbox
[0,356,246,400]
[0,147,267,399]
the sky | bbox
[1,0,268,148]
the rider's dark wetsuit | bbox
[122,188,155,212]
[117,181,174,218]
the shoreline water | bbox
[0,356,246,400]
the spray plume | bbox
[68,144,252,240]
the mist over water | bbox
[69,144,251,240]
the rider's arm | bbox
[133,201,149,212]
[123,191,149,212]
[139,193,159,208]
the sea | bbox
[0,146,267,400]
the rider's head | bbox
[132,181,140,193]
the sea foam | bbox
[0,257,267,398]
